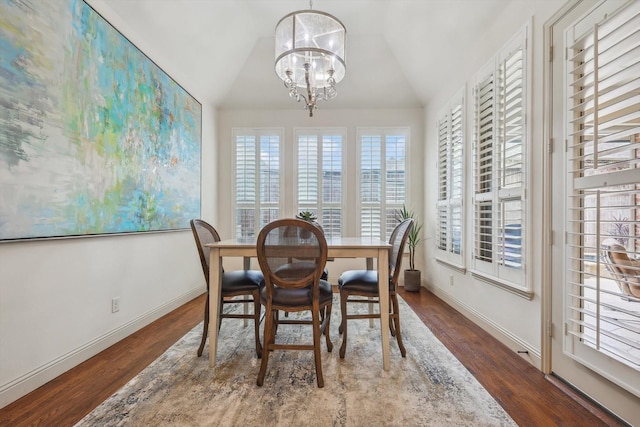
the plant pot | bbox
[404,269,421,292]
[299,228,312,239]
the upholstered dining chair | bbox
[337,218,414,359]
[190,219,265,358]
[256,218,333,388]
[601,238,640,301]
[277,221,329,281]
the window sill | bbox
[435,257,467,274]
[471,270,534,300]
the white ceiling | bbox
[103,0,514,110]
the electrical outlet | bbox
[112,297,120,313]
[449,274,454,286]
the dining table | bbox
[205,236,393,371]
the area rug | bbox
[76,296,516,426]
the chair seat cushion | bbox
[222,270,264,293]
[338,270,394,295]
[275,261,329,281]
[260,279,333,308]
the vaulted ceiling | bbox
[103,0,514,110]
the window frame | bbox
[436,88,466,269]
[294,127,346,238]
[232,128,283,238]
[471,23,532,296]
[356,127,410,242]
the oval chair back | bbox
[256,218,333,387]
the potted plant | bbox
[296,211,317,239]
[397,205,423,292]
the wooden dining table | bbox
[206,236,393,371]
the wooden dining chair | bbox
[337,218,414,358]
[190,219,265,358]
[256,218,333,388]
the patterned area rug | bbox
[76,296,516,426]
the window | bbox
[565,1,640,376]
[232,127,409,239]
[296,129,344,237]
[234,129,281,238]
[436,89,465,267]
[472,25,529,291]
[358,128,408,241]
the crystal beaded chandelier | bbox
[274,1,346,117]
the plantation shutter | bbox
[297,129,343,236]
[385,135,406,238]
[361,135,383,238]
[322,135,343,237]
[235,135,257,238]
[565,1,640,377]
[436,91,464,266]
[472,25,528,290]
[297,130,343,237]
[474,72,496,268]
[234,130,281,238]
[259,135,280,230]
[360,130,407,241]
[298,135,319,205]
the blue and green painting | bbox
[0,0,201,240]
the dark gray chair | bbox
[256,218,333,388]
[190,219,264,358]
[337,218,414,358]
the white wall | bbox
[0,0,211,408]
[421,1,561,368]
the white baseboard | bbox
[425,284,542,370]
[0,287,204,409]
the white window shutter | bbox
[472,24,528,288]
[233,130,281,238]
[565,1,640,378]
[296,130,344,237]
[359,130,408,241]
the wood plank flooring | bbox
[0,288,627,426]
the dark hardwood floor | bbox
[0,288,627,426]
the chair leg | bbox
[197,295,210,357]
[339,291,348,358]
[323,303,333,352]
[274,310,280,335]
[217,299,224,331]
[253,291,262,358]
[389,310,397,337]
[257,306,273,386]
[391,294,406,357]
[312,308,324,388]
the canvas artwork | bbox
[0,0,202,241]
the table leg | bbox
[209,247,222,367]
[378,247,390,371]
[366,257,374,327]
[243,256,250,327]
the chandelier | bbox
[274,1,346,117]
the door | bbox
[549,0,640,424]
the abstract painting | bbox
[0,0,202,240]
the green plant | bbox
[296,211,317,222]
[397,204,423,271]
